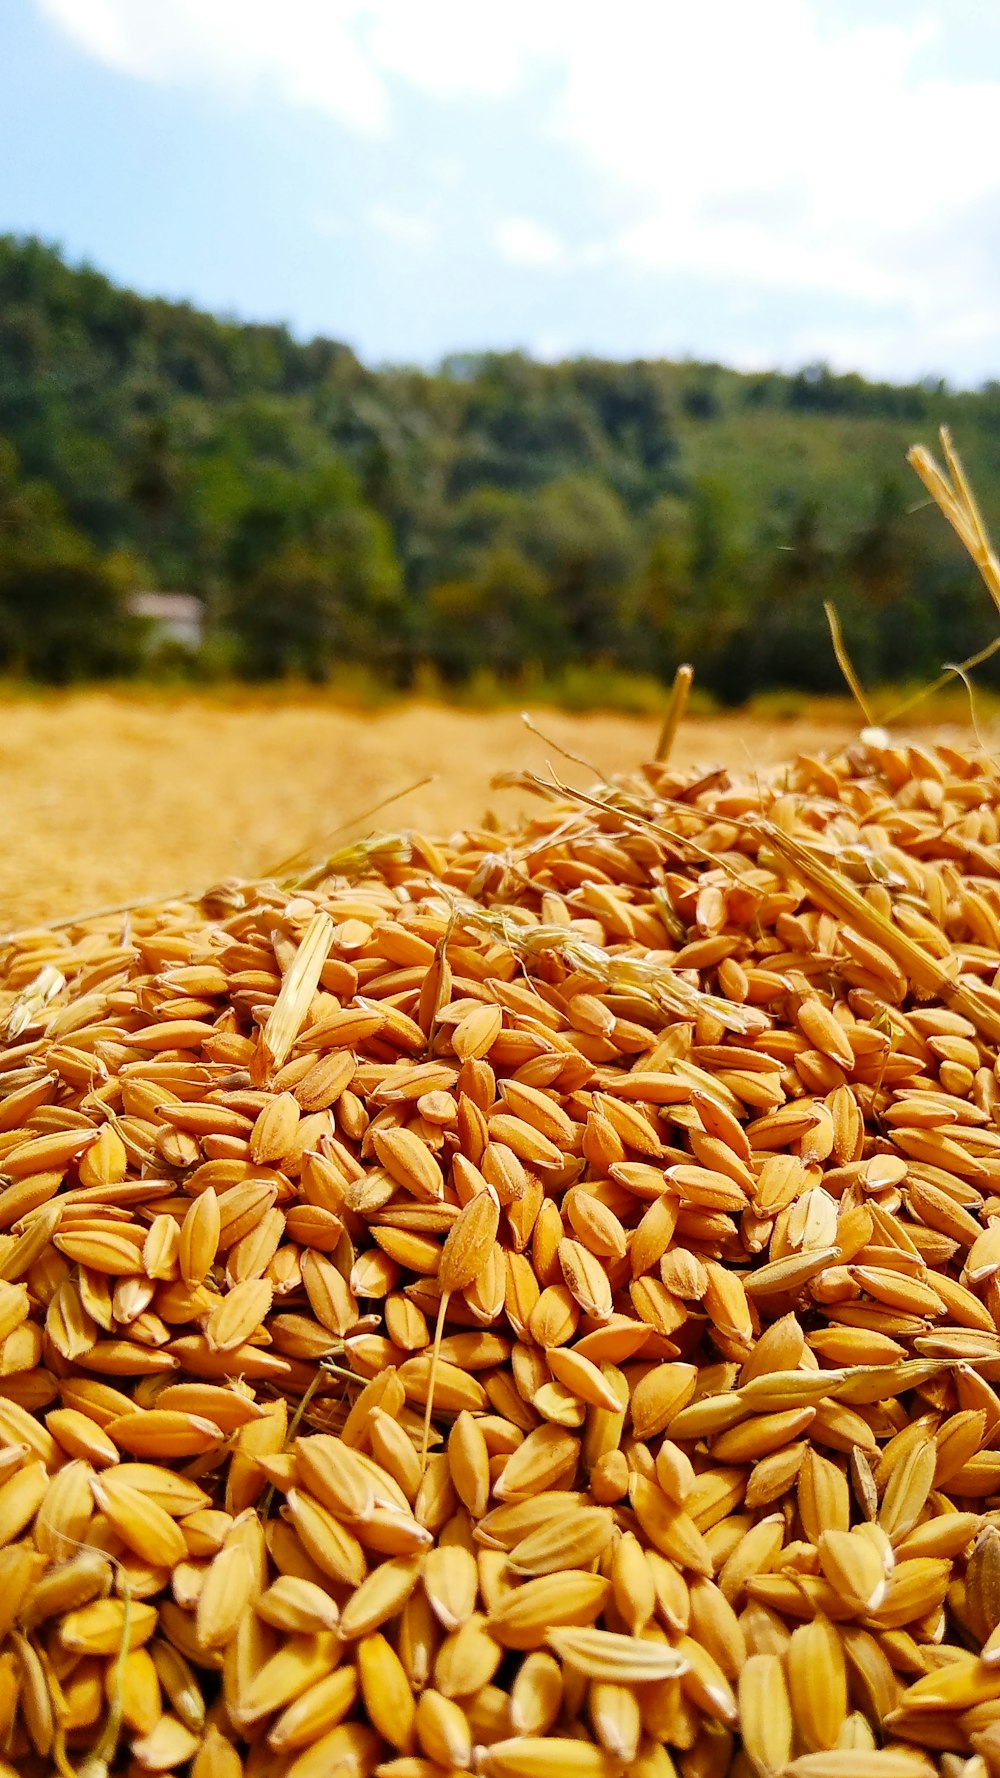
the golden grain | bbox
[3,728,1000,1771]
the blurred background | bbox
[0,0,999,711]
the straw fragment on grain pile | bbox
[4,734,1000,1776]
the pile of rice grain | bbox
[2,734,1000,1778]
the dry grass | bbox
[0,691,873,930]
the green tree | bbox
[632,496,694,673]
[425,544,553,679]
[850,478,914,610]
[514,476,639,661]
[3,230,1000,702]
[0,557,142,681]
[0,443,143,681]
[227,466,402,679]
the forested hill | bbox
[2,231,1000,696]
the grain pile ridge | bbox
[3,732,1000,1776]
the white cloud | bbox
[495,218,565,269]
[36,0,1000,377]
[38,0,391,132]
[36,0,557,128]
[544,6,1000,313]
[531,329,572,362]
[370,204,435,246]
[363,2,559,99]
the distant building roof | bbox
[129,593,203,622]
[128,591,204,651]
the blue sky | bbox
[3,0,1000,383]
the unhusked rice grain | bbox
[2,734,1000,1773]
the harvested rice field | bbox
[0,692,868,932]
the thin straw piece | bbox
[880,631,1000,724]
[761,822,1000,1043]
[656,663,695,763]
[908,427,1000,616]
[823,602,877,728]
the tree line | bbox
[2,233,1000,699]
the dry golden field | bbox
[0,690,910,931]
